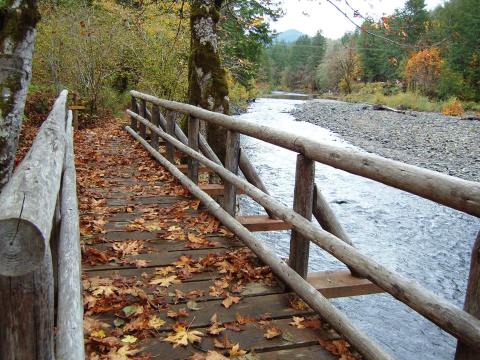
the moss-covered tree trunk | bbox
[189,0,230,163]
[0,1,40,191]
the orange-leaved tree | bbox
[404,47,443,97]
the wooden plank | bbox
[237,215,292,232]
[290,154,315,278]
[69,105,86,110]
[177,163,212,174]
[188,116,200,184]
[224,130,240,215]
[308,270,383,298]
[455,232,480,360]
[130,96,138,131]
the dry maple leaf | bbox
[106,345,141,360]
[229,343,247,357]
[264,326,282,339]
[289,316,305,329]
[221,293,241,309]
[302,317,321,329]
[155,266,175,276]
[319,339,359,359]
[92,285,119,298]
[150,275,181,287]
[213,334,233,349]
[164,323,203,348]
[207,314,226,335]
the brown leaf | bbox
[264,326,282,339]
[221,293,241,309]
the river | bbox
[236,97,480,360]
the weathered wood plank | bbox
[289,154,315,278]
[139,99,147,139]
[308,270,383,298]
[165,111,176,163]
[130,96,138,131]
[236,215,292,232]
[188,116,200,184]
[150,105,161,150]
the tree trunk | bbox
[189,0,229,163]
[0,1,40,191]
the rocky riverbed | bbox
[292,100,480,181]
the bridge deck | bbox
[77,121,361,359]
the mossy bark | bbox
[188,0,230,163]
[0,1,40,191]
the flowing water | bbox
[236,97,480,360]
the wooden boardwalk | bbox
[77,122,361,359]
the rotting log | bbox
[0,90,68,276]
[224,130,240,215]
[132,117,480,349]
[455,232,480,360]
[188,116,200,183]
[56,111,84,360]
[125,126,394,360]
[165,111,176,163]
[130,90,480,218]
[289,154,315,278]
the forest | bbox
[260,0,480,115]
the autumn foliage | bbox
[442,98,465,116]
[404,48,443,97]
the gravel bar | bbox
[292,99,480,182]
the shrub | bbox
[404,48,443,97]
[442,98,465,116]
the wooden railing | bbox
[0,91,83,360]
[127,90,480,360]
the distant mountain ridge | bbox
[274,29,305,43]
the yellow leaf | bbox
[163,323,203,348]
[121,335,137,344]
[91,329,106,338]
[148,315,166,330]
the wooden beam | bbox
[290,154,315,278]
[135,121,480,350]
[224,130,240,215]
[130,96,138,131]
[188,116,199,184]
[125,126,393,360]
[56,111,84,360]
[308,270,383,298]
[455,232,480,360]
[236,215,292,232]
[150,105,161,150]
[0,90,68,276]
[165,111,176,163]
[139,99,147,139]
[176,164,212,174]
[130,90,480,218]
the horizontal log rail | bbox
[131,90,480,218]
[126,126,393,360]
[0,90,83,360]
[127,106,480,354]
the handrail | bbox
[131,90,480,218]
[127,110,480,351]
[126,126,394,360]
[0,90,83,360]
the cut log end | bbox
[0,219,45,276]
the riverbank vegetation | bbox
[259,0,480,115]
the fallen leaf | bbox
[289,316,305,329]
[222,293,241,309]
[264,326,282,339]
[164,323,203,348]
[187,300,201,311]
[121,335,137,344]
[150,275,181,287]
[229,343,247,357]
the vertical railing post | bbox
[151,104,160,150]
[130,96,138,131]
[455,231,480,360]
[223,130,240,215]
[188,116,200,184]
[289,154,315,278]
[165,111,176,163]
[139,99,147,139]
[72,93,79,130]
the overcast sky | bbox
[271,0,447,39]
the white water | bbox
[237,98,480,360]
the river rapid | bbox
[236,97,480,360]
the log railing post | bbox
[455,232,480,360]
[188,116,200,184]
[151,105,161,150]
[223,130,240,215]
[165,111,176,163]
[130,96,138,131]
[72,93,79,130]
[289,154,315,278]
[139,99,147,139]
